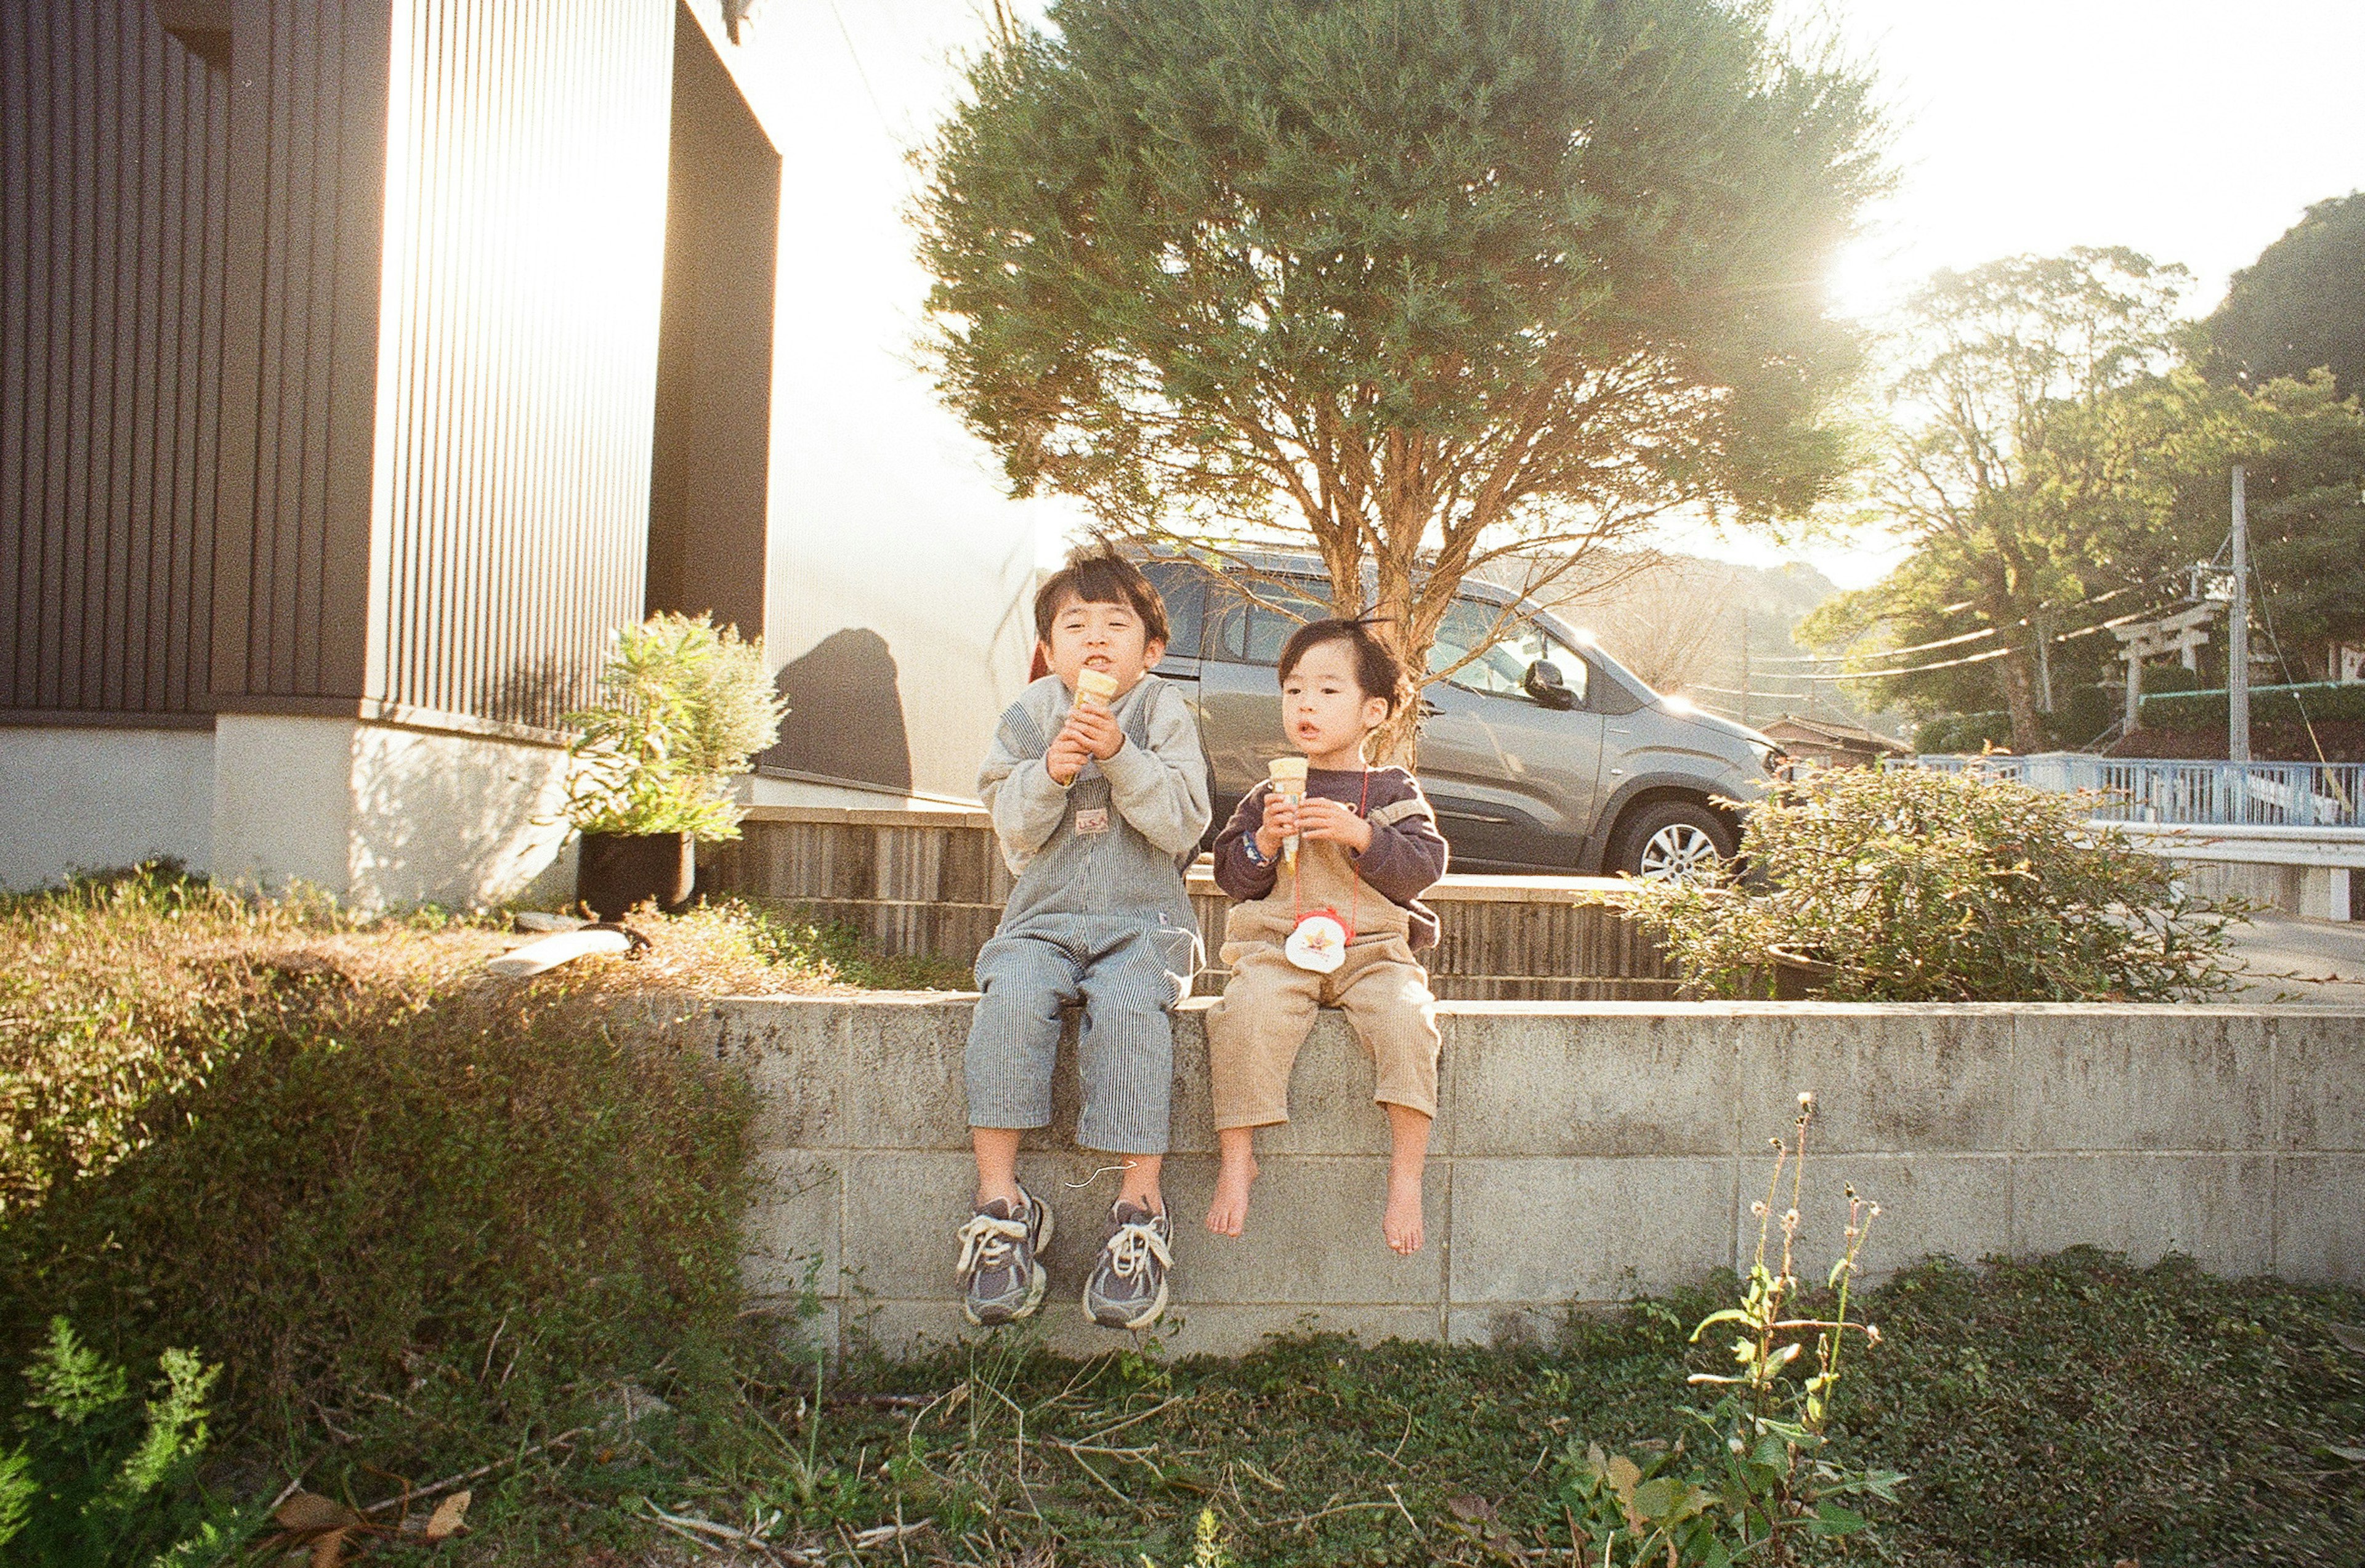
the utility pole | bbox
[2230,466,2251,763]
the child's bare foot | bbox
[1383,1170,1424,1254]
[1205,1150,1258,1237]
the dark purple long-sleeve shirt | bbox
[1210,766,1449,948]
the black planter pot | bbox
[576,830,695,919]
[1766,942,1837,1001]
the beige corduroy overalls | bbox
[1204,797,1442,1130]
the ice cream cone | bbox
[1268,756,1309,868]
[1074,668,1120,711]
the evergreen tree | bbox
[918,0,1884,756]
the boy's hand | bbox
[1255,788,1298,862]
[1296,796,1373,854]
[1064,703,1123,761]
[1045,728,1094,786]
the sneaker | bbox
[955,1185,1053,1327]
[1083,1200,1173,1330]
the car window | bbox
[1138,560,1205,659]
[1428,597,1587,705]
[1206,575,1328,665]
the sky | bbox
[1663,0,2365,586]
[791,0,2365,591]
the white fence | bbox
[1897,753,2365,829]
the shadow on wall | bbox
[348,725,576,910]
[762,628,912,791]
[478,652,602,735]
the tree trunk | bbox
[1365,567,1427,769]
[1996,650,2047,752]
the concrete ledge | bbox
[714,996,2365,1359]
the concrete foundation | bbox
[714,996,2365,1359]
[0,725,217,891]
[2119,823,2365,921]
[211,716,575,913]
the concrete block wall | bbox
[714,996,2365,1359]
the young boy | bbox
[1202,619,1449,1255]
[955,551,1211,1330]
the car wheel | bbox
[1614,800,1736,884]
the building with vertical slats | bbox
[1,0,1038,906]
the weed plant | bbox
[1552,1094,1902,1566]
[0,1319,267,1564]
[556,1248,2361,1568]
[7,869,2361,1563]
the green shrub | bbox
[0,1319,260,1566]
[562,612,788,841]
[0,876,765,1509]
[1911,688,2115,754]
[2141,679,2365,730]
[1,864,318,1215]
[1603,765,2246,1000]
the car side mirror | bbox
[1524,659,1577,709]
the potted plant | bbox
[559,613,787,919]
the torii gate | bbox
[2111,603,2222,731]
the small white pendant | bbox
[1284,910,1349,974]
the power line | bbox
[1759,584,2148,666]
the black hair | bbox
[1277,617,1412,716]
[1032,551,1170,648]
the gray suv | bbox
[1138,556,1785,878]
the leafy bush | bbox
[1,864,322,1216]
[0,870,766,1509]
[561,612,788,841]
[1912,711,2011,753]
[2142,663,2206,696]
[0,1319,259,1566]
[2141,678,2365,730]
[1605,765,2245,1000]
[1910,685,2114,753]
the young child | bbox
[955,551,1211,1330]
[1202,618,1449,1255]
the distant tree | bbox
[917,0,1885,759]
[2204,192,2365,402]
[1800,249,2188,748]
[1809,362,2365,730]
[2074,368,2365,679]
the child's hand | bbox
[1296,796,1373,853]
[1046,728,1094,785]
[1255,788,1298,862]
[1065,703,1123,761]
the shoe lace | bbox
[955,1211,1029,1279]
[1102,1216,1172,1281]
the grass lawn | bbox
[2,870,2361,1566]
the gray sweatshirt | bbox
[979,673,1211,934]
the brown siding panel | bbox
[1,0,227,720]
[10,0,673,737]
[369,0,673,731]
[209,0,390,705]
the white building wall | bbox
[679,1,1067,804]
[0,727,217,891]
[211,716,575,913]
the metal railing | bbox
[1894,752,2365,829]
